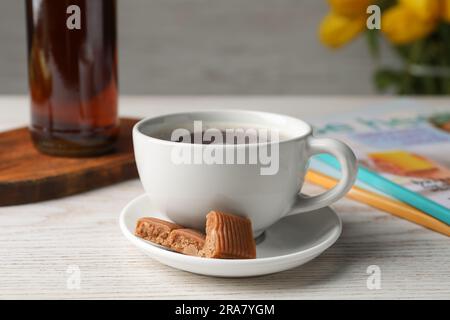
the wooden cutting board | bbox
[0,118,140,206]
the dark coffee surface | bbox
[145,121,292,144]
[174,130,262,145]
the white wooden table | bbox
[0,96,449,299]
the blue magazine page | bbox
[307,100,450,224]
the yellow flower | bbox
[442,0,450,23]
[320,0,372,48]
[328,0,372,17]
[319,12,367,48]
[382,4,438,45]
[398,0,441,21]
[320,0,448,49]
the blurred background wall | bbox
[0,0,399,95]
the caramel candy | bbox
[200,211,256,259]
[166,229,206,256]
[135,217,182,246]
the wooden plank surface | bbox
[0,96,449,299]
[0,119,139,206]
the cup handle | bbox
[286,136,358,216]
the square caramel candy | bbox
[166,229,206,256]
[200,211,256,259]
[135,217,182,246]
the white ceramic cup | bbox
[133,110,357,236]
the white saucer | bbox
[119,194,342,277]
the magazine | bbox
[308,101,450,224]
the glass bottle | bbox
[26,0,119,156]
